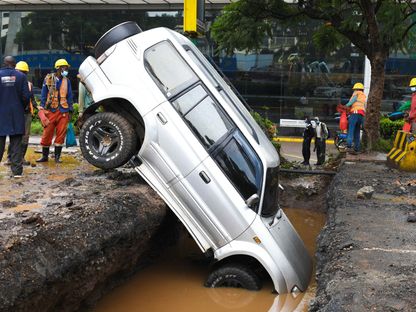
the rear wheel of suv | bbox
[80,112,137,170]
[205,263,262,291]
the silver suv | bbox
[78,22,312,294]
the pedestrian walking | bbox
[37,59,73,163]
[0,56,30,177]
[313,117,329,166]
[409,78,416,133]
[301,117,315,166]
[5,61,38,166]
[346,82,366,154]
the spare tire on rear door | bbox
[80,112,137,170]
[95,21,142,59]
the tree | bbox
[211,0,416,150]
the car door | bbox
[169,89,263,248]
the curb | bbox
[274,137,335,144]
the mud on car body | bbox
[78,22,312,294]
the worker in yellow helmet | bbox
[37,58,73,163]
[16,61,37,165]
[409,78,416,133]
[345,82,366,154]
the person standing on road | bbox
[37,58,73,163]
[301,117,315,166]
[409,78,416,133]
[5,61,38,166]
[0,56,30,177]
[346,82,366,154]
[314,117,329,166]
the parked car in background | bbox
[78,22,312,294]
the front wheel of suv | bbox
[205,263,262,291]
[80,112,137,170]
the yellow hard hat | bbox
[409,78,416,87]
[15,61,29,72]
[352,82,364,90]
[54,58,70,69]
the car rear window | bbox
[145,41,198,98]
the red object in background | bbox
[403,122,411,132]
[336,104,349,131]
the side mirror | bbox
[246,194,259,208]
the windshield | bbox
[261,166,279,218]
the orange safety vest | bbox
[350,90,366,113]
[45,74,68,110]
[28,81,34,115]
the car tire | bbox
[80,112,138,170]
[95,21,142,59]
[204,263,262,291]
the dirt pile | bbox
[311,162,416,311]
[279,174,332,211]
[0,165,172,312]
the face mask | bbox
[62,70,68,77]
[411,87,416,92]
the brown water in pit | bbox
[94,208,326,312]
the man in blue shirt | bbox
[0,56,30,177]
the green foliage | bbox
[312,24,347,54]
[251,111,280,152]
[373,138,394,153]
[71,103,79,125]
[379,117,404,140]
[30,120,43,135]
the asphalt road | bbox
[280,141,339,164]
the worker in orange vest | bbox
[409,78,416,133]
[346,83,366,154]
[37,59,73,163]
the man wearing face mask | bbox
[409,78,416,133]
[37,58,73,163]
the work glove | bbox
[38,109,50,128]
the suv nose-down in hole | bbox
[78,22,312,294]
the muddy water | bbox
[94,208,326,312]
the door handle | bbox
[199,171,211,184]
[157,112,167,124]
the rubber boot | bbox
[54,146,63,163]
[36,147,49,162]
[22,144,30,166]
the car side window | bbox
[145,41,198,98]
[172,85,207,115]
[179,94,233,149]
[214,134,262,201]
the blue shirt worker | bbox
[0,56,30,177]
[37,58,73,163]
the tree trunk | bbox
[364,52,387,150]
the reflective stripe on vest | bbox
[28,82,34,115]
[46,76,68,110]
[351,91,366,113]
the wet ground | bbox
[0,147,330,312]
[0,148,169,312]
[93,208,326,312]
[312,161,416,311]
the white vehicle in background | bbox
[78,22,312,294]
